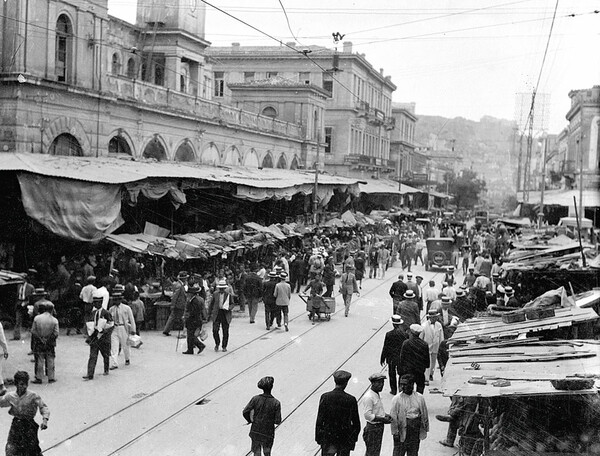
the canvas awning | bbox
[358,178,423,195]
[518,189,600,207]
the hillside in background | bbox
[415,114,517,210]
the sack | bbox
[86,321,95,336]
[127,334,143,348]
[198,327,208,341]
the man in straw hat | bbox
[399,324,429,394]
[420,310,444,382]
[242,376,281,456]
[208,279,233,352]
[108,287,136,369]
[315,370,361,455]
[362,372,392,456]
[339,265,359,317]
[380,315,407,396]
[263,271,280,330]
[82,294,114,380]
[182,283,206,355]
[273,272,291,331]
[397,290,420,330]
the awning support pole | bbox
[573,195,587,267]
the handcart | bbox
[299,294,336,321]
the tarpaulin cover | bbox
[18,173,124,242]
[236,183,338,205]
[126,181,187,208]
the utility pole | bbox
[578,137,584,227]
[313,134,321,225]
[539,135,547,228]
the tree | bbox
[437,169,486,211]
[502,194,519,213]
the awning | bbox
[0,270,25,286]
[442,340,600,397]
[358,178,423,195]
[518,189,600,207]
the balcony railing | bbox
[105,74,302,139]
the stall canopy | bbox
[517,189,600,207]
[0,153,360,242]
[358,178,422,195]
[0,270,25,286]
[443,340,600,398]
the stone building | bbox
[564,85,600,189]
[206,41,397,178]
[390,102,427,186]
[0,0,321,169]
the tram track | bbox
[43,268,444,455]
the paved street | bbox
[1,261,459,455]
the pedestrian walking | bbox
[263,271,280,329]
[304,273,325,324]
[389,374,429,456]
[244,265,263,323]
[80,275,97,324]
[339,266,359,317]
[389,275,407,315]
[273,272,291,331]
[82,295,114,380]
[362,373,392,456]
[129,291,145,335]
[163,271,188,336]
[31,303,59,384]
[315,370,361,456]
[208,279,233,352]
[0,321,8,396]
[182,283,206,354]
[354,251,365,289]
[380,315,407,396]
[242,376,282,456]
[420,310,443,382]
[399,325,430,394]
[13,272,34,341]
[0,370,49,456]
[397,291,420,331]
[108,288,136,369]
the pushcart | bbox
[299,294,336,321]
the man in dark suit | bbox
[82,295,114,380]
[315,370,361,455]
[13,273,35,340]
[243,265,263,324]
[380,315,407,395]
[163,271,188,336]
[182,283,206,354]
[389,274,407,315]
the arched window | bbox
[276,155,287,169]
[111,53,120,75]
[126,58,136,78]
[290,156,299,170]
[262,154,274,169]
[175,142,195,162]
[108,136,132,156]
[261,106,277,118]
[49,133,82,156]
[55,15,73,82]
[142,138,167,161]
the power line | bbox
[277,0,303,46]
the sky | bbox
[107,0,600,134]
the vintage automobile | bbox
[425,237,458,271]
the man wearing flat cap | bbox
[380,315,407,396]
[315,370,361,455]
[243,376,281,456]
[163,271,189,336]
[399,325,430,394]
[362,373,392,456]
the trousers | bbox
[34,352,55,381]
[87,336,111,377]
[163,308,183,334]
[212,310,230,349]
[392,418,421,456]
[110,325,130,367]
[247,297,259,323]
[363,422,385,456]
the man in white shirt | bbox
[362,372,392,456]
[108,289,136,369]
[95,278,110,310]
[422,281,440,313]
[390,374,429,456]
[79,275,97,322]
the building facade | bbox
[206,42,397,178]
[564,85,600,189]
[389,102,428,186]
[0,0,320,169]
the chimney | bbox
[380,68,384,75]
[343,41,353,53]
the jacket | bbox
[399,337,430,375]
[380,327,407,364]
[389,280,408,300]
[243,393,282,443]
[184,295,206,328]
[207,290,232,323]
[31,312,59,352]
[315,388,361,449]
[339,272,358,295]
[170,281,188,311]
[390,391,429,442]
[244,273,263,299]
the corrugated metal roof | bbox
[0,153,360,189]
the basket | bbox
[501,310,526,324]
[525,306,556,320]
[551,379,595,390]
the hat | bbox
[333,370,352,383]
[468,266,475,270]
[398,274,404,280]
[92,293,104,302]
[268,271,278,278]
[415,275,423,281]
[427,309,440,317]
[504,286,514,296]
[188,283,201,294]
[456,289,465,297]
[406,272,413,278]
[27,268,38,275]
[110,268,120,276]
[86,275,96,283]
[403,290,415,299]
[368,372,386,382]
[448,266,455,271]
[216,279,228,289]
[32,287,47,297]
[279,272,288,279]
[113,284,125,293]
[257,376,274,390]
[390,314,403,325]
[441,296,452,304]
[409,324,423,333]
[177,271,189,280]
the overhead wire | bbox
[277,0,303,46]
